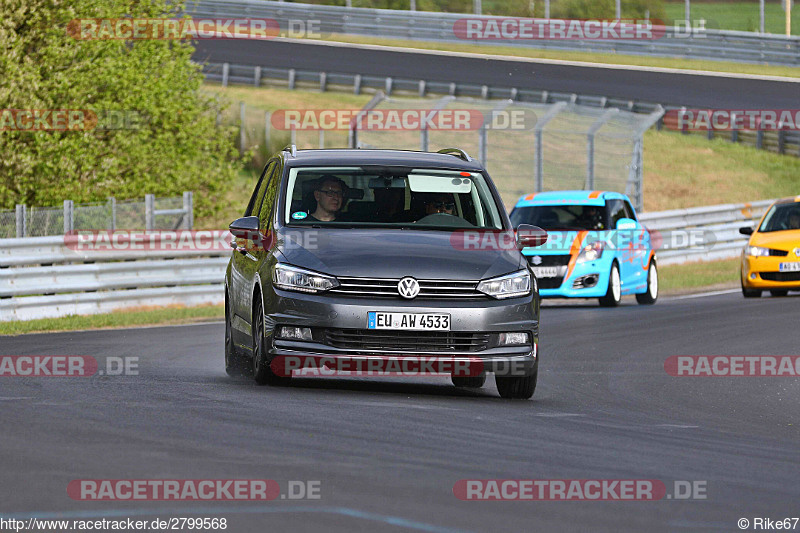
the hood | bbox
[277,228,523,280]
[750,229,800,252]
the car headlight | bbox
[477,270,531,299]
[746,246,771,257]
[273,264,339,293]
[577,241,605,263]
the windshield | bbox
[509,204,608,231]
[758,203,800,232]
[283,166,503,230]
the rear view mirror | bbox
[739,226,753,236]
[516,224,547,249]
[229,216,260,239]
[368,177,406,189]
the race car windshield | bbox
[758,203,800,232]
[510,205,608,231]
[284,167,503,230]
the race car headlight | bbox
[746,246,771,257]
[273,264,339,293]
[477,270,531,299]
[577,241,605,263]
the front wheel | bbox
[252,299,291,386]
[636,260,658,305]
[741,279,761,298]
[495,370,537,400]
[225,296,250,376]
[598,263,622,307]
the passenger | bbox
[788,212,800,230]
[423,194,456,216]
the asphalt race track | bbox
[1,291,798,532]
[193,39,800,109]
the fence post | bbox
[320,72,327,92]
[183,192,194,230]
[354,74,362,95]
[290,125,296,146]
[63,200,74,233]
[478,123,488,167]
[319,129,325,149]
[254,66,261,87]
[145,194,155,231]
[385,77,393,96]
[239,101,246,153]
[109,197,116,231]
[15,204,26,238]
[222,62,229,88]
[288,69,296,90]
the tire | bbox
[598,263,622,307]
[741,279,761,298]
[770,289,789,297]
[495,370,537,400]
[636,260,658,305]
[251,297,291,386]
[452,374,486,388]
[224,295,250,377]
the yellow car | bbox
[740,196,800,297]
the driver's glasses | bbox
[430,202,455,210]
[319,189,344,198]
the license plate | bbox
[368,312,450,331]
[531,266,560,278]
[779,262,800,272]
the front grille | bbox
[538,276,565,290]
[769,249,789,257]
[330,277,482,298]
[324,328,490,352]
[760,272,800,282]
[527,254,571,267]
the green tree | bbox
[0,0,241,222]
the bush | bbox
[0,0,242,221]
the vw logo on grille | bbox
[531,256,543,265]
[795,248,800,258]
[397,277,420,299]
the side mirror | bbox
[516,224,547,249]
[229,216,260,239]
[616,217,637,230]
[739,226,753,236]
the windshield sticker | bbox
[292,211,308,220]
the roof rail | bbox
[282,144,297,158]
[437,148,472,162]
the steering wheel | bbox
[415,213,474,228]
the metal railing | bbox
[0,232,226,322]
[187,0,800,65]
[640,199,776,265]
[204,61,800,159]
[2,193,193,239]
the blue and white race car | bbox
[510,190,658,306]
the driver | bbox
[308,175,346,222]
[579,206,605,230]
[788,212,800,230]
[424,194,456,216]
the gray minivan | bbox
[224,147,546,399]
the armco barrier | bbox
[187,0,800,66]
[0,232,229,322]
[0,199,780,321]
[639,199,775,265]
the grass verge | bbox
[663,1,799,35]
[0,305,224,336]
[659,258,740,293]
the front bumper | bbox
[741,255,800,289]
[262,287,539,376]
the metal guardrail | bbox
[187,0,800,66]
[204,61,800,158]
[0,233,228,322]
[0,198,780,321]
[640,199,776,265]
